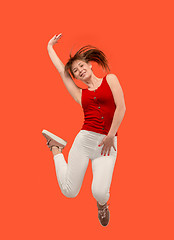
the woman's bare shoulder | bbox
[106,73,120,86]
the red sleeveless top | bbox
[81,75,117,136]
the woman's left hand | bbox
[98,134,116,156]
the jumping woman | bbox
[42,33,126,227]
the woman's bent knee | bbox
[61,186,80,198]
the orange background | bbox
[1,0,174,239]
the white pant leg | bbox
[53,131,90,198]
[91,136,117,205]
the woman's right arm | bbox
[47,34,82,106]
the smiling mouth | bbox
[80,72,86,77]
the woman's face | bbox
[71,60,92,80]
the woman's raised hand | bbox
[48,33,62,47]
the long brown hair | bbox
[65,45,110,77]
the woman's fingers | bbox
[101,146,105,155]
[55,33,62,39]
[101,145,115,156]
[48,33,63,46]
[101,146,109,156]
[100,135,116,156]
[107,148,111,156]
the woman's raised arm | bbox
[47,33,82,105]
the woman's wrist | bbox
[47,43,53,49]
[107,132,115,138]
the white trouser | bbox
[53,130,117,205]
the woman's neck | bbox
[84,75,103,90]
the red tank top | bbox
[81,75,118,136]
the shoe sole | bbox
[42,129,67,146]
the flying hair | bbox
[64,45,110,77]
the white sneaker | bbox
[42,129,67,151]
